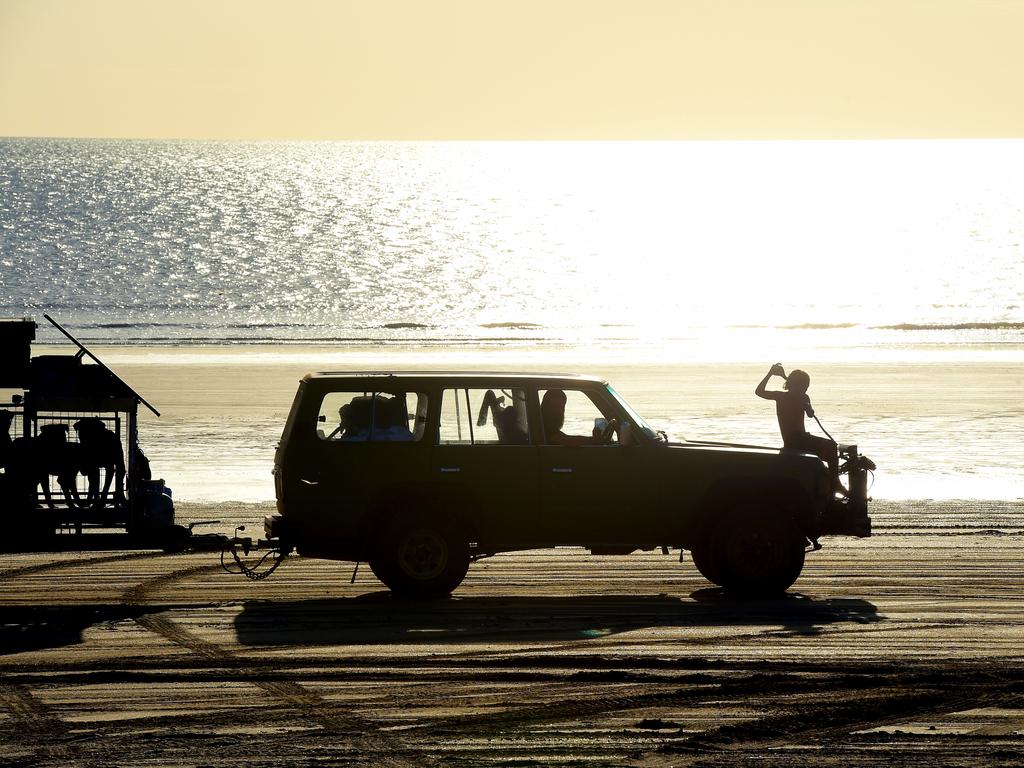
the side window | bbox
[439,388,530,445]
[317,391,428,442]
[539,388,614,445]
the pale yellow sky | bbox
[1,0,1022,140]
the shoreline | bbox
[24,337,1024,366]
[6,344,1024,504]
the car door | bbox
[306,388,431,540]
[431,386,540,548]
[537,387,653,544]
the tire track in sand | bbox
[0,550,165,745]
[0,682,66,736]
[0,550,161,582]
[120,557,432,768]
[0,682,80,766]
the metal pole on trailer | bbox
[42,314,161,417]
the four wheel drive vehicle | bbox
[268,373,873,598]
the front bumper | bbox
[818,497,871,537]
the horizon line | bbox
[4,134,1024,144]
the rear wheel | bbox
[690,536,725,586]
[369,511,470,598]
[693,503,806,596]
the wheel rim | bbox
[397,529,449,581]
[732,529,784,577]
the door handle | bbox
[440,467,461,473]
[299,478,319,486]
[551,467,573,474]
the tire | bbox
[690,537,725,587]
[369,511,470,598]
[695,502,806,596]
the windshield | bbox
[605,385,669,442]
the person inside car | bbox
[540,389,611,446]
[373,395,415,441]
[337,401,369,441]
[477,389,529,444]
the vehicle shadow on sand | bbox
[232,592,880,647]
[0,604,153,656]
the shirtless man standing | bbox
[755,364,845,496]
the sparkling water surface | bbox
[2,138,1022,352]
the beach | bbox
[2,345,1023,764]
[1,499,1023,766]
[3,137,1023,765]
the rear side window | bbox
[439,388,530,445]
[316,391,428,442]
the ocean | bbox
[2,138,1023,354]
[1,138,1022,503]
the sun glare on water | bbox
[423,140,1022,360]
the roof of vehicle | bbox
[301,371,608,387]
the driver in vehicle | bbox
[540,389,614,446]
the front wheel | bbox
[694,505,806,596]
[369,512,470,598]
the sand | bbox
[1,500,1023,766]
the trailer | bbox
[0,315,188,551]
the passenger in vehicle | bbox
[495,407,528,444]
[373,395,414,441]
[755,364,844,495]
[337,399,371,441]
[73,417,126,509]
[477,390,529,445]
[540,389,607,446]
[9,423,82,508]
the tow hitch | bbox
[220,526,291,580]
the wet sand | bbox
[1,500,1023,766]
